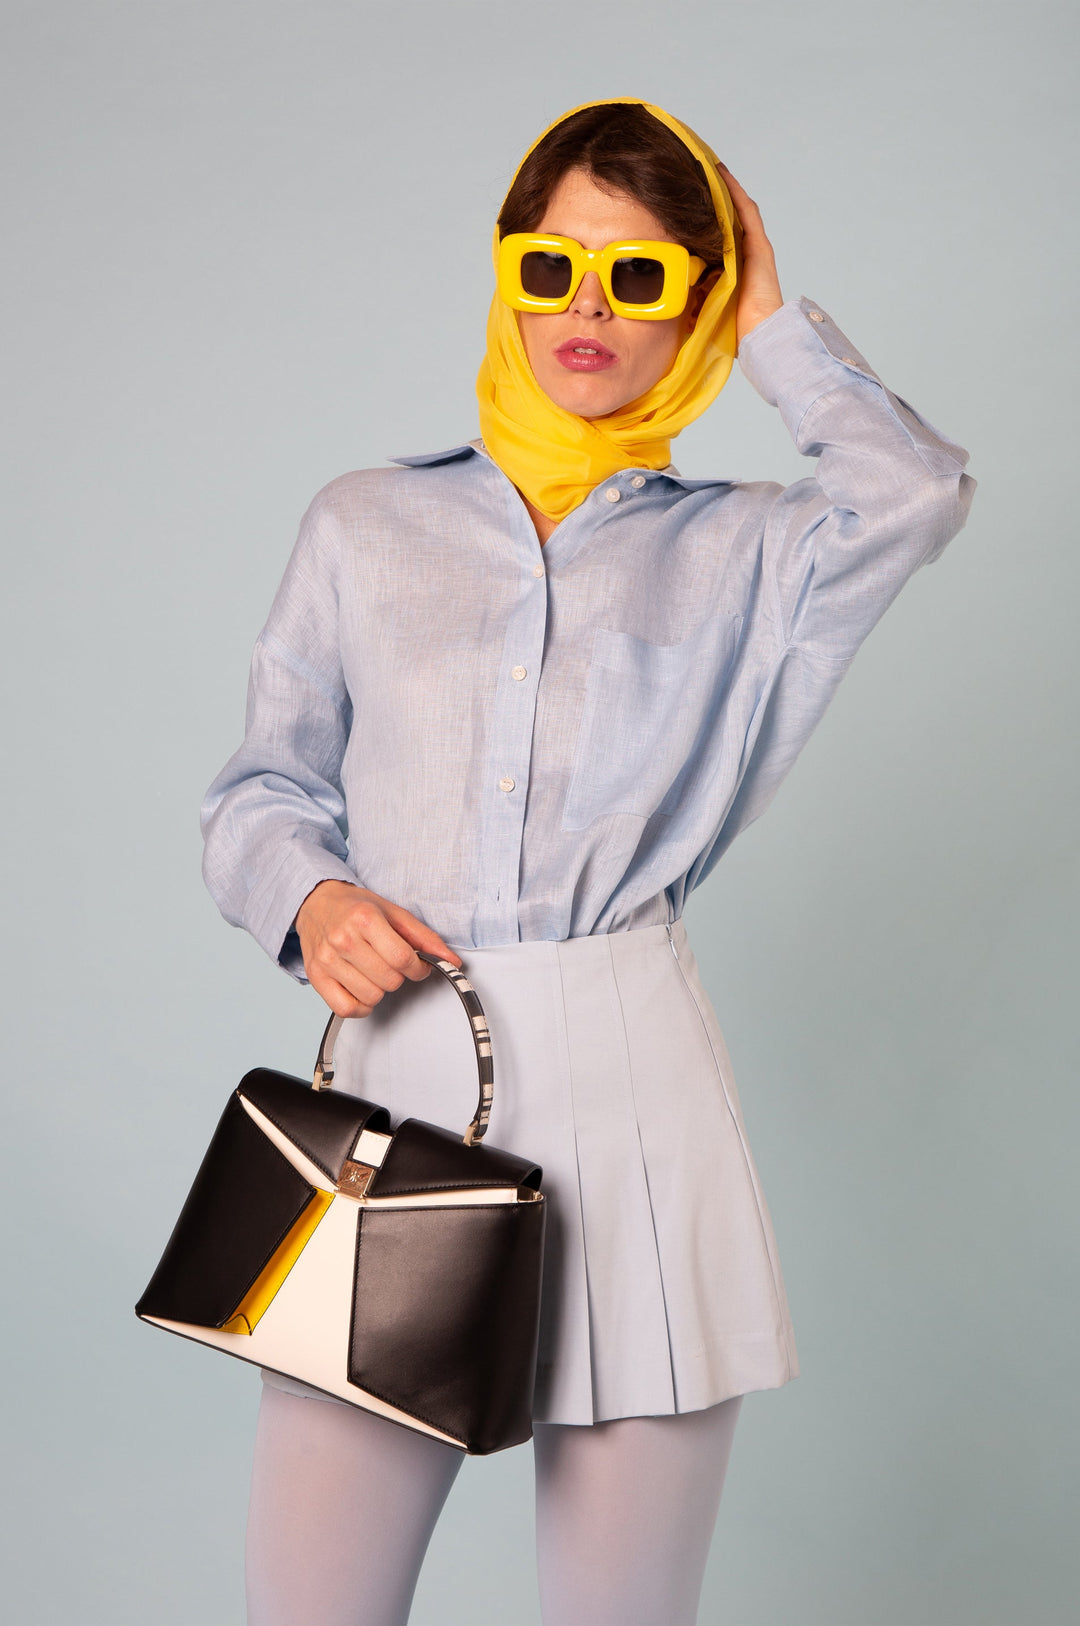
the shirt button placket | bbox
[476,551,547,941]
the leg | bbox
[533,1395,743,1626]
[245,1385,464,1626]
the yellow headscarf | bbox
[475,97,742,523]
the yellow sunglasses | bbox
[497,233,708,321]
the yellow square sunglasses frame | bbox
[497,233,708,322]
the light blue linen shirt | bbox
[201,296,975,976]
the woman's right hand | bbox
[295,880,462,1018]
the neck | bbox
[521,492,559,546]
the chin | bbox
[538,372,632,419]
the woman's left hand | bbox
[714,160,784,349]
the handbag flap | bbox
[136,1092,317,1328]
[238,1068,391,1183]
[368,1117,543,1198]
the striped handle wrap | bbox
[313,953,495,1147]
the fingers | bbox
[350,899,426,978]
[384,902,464,971]
[307,964,384,1021]
[330,936,412,996]
[309,935,400,1012]
[714,160,782,333]
[715,160,768,237]
[299,885,464,1023]
[714,158,750,205]
[318,896,420,990]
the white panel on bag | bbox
[352,1127,392,1165]
[142,1194,462,1447]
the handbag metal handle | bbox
[312,952,495,1146]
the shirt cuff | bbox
[243,841,361,982]
[737,294,886,437]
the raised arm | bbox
[691,165,974,876]
[719,159,973,650]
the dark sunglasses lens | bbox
[520,251,573,300]
[610,256,667,305]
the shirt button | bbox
[533,562,544,578]
[840,355,858,365]
[808,310,825,321]
[630,475,646,489]
[498,775,515,793]
[604,487,621,502]
[511,665,527,681]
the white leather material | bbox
[352,1127,391,1165]
[364,1187,520,1208]
[143,1195,462,1445]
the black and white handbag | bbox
[136,955,547,1455]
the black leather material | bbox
[238,1068,391,1182]
[348,1199,546,1454]
[368,1117,543,1198]
[136,1093,316,1328]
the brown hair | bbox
[497,103,726,271]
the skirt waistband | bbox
[446,917,688,971]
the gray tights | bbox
[246,1383,743,1626]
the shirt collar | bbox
[386,444,479,468]
[386,441,737,488]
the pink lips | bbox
[554,336,618,372]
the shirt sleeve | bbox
[694,296,976,877]
[736,293,976,658]
[200,490,360,980]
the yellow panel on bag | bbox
[222,1188,335,1335]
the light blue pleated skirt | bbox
[263,919,799,1425]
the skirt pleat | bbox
[265,919,798,1425]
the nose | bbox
[571,268,611,320]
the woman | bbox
[202,98,975,1626]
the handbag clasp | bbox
[338,1160,376,1199]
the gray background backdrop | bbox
[2,1,1076,1622]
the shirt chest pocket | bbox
[562,611,743,832]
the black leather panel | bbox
[348,1198,546,1454]
[239,1068,391,1181]
[368,1118,543,1197]
[136,1093,315,1327]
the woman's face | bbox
[518,167,704,419]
